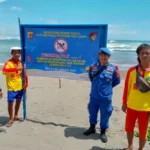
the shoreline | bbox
[0,64,127,80]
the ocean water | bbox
[108,40,150,70]
[0,38,150,71]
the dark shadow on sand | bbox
[0,116,9,126]
[26,118,70,127]
[26,118,100,140]
[64,126,100,140]
[20,119,126,149]
[90,146,125,150]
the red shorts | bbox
[125,108,149,140]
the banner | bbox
[20,24,108,80]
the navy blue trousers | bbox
[88,96,113,129]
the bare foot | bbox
[6,120,14,127]
[14,116,24,122]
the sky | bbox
[0,0,150,41]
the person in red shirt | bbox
[2,46,28,127]
[122,44,150,150]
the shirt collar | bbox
[98,61,109,67]
[9,58,20,64]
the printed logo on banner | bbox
[85,66,90,71]
[27,55,32,63]
[27,31,34,39]
[54,39,68,53]
[89,32,98,42]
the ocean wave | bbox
[0,38,150,52]
[108,40,116,43]
[108,48,136,52]
[0,36,20,40]
[107,40,150,51]
[0,63,4,66]
[117,64,135,71]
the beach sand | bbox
[0,71,149,150]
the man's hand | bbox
[17,65,23,71]
[23,84,27,92]
[23,88,26,92]
[0,91,3,99]
[122,104,127,113]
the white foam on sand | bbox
[0,63,4,66]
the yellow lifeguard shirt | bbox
[2,59,28,92]
[122,65,150,111]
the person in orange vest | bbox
[122,43,150,150]
[2,47,28,127]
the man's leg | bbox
[6,91,15,127]
[138,111,149,150]
[83,97,99,136]
[125,108,137,150]
[7,102,14,127]
[14,90,23,121]
[99,100,113,143]
[14,100,22,120]
[126,133,134,150]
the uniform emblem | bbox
[89,32,98,42]
[106,71,113,75]
[133,83,138,90]
[92,66,97,69]
[106,67,114,72]
[28,31,34,39]
[106,67,114,75]
[92,65,98,71]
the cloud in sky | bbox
[0,0,6,3]
[11,6,22,11]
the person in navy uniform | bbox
[83,47,121,143]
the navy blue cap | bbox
[98,47,111,56]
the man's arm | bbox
[122,67,133,105]
[112,65,121,88]
[2,61,17,74]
